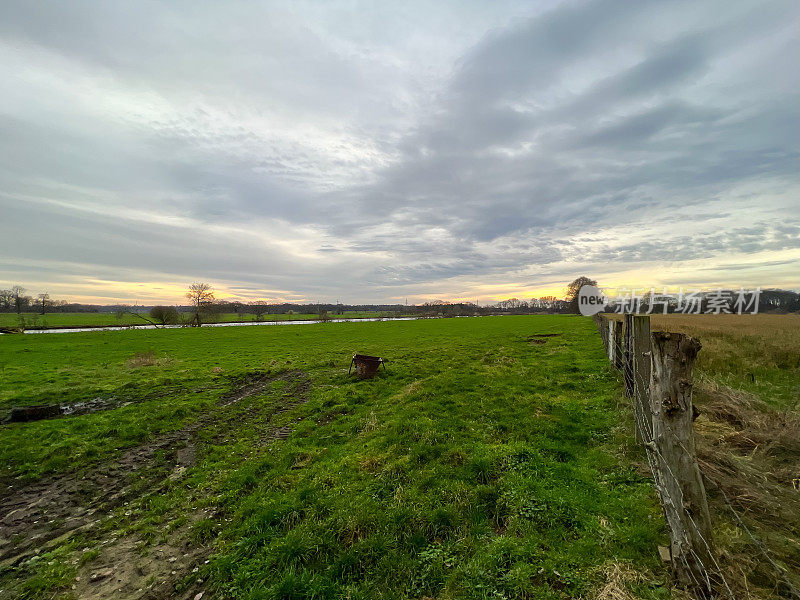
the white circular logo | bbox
[578,285,606,316]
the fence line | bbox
[594,313,800,599]
[593,313,730,598]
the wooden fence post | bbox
[631,315,652,444]
[607,319,615,362]
[613,320,623,369]
[649,332,715,596]
[623,314,635,397]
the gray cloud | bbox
[1,0,798,302]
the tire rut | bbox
[0,370,310,589]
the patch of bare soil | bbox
[71,530,205,600]
[3,382,225,424]
[0,370,310,599]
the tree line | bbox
[0,286,58,314]
[3,280,799,319]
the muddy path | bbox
[0,370,311,599]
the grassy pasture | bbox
[0,311,395,329]
[0,316,674,599]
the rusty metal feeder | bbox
[348,354,385,379]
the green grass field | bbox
[0,316,675,599]
[0,311,396,330]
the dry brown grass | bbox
[593,562,693,600]
[594,562,643,600]
[604,313,800,337]
[693,382,800,598]
[606,313,800,406]
[125,351,170,368]
[647,314,800,383]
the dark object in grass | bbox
[10,404,63,422]
[528,333,562,338]
[5,398,120,424]
[528,333,562,344]
[349,354,385,379]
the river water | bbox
[15,316,424,335]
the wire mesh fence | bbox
[592,313,799,599]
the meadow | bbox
[0,311,395,330]
[0,316,673,600]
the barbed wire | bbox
[661,412,800,599]
[610,329,791,579]
[604,328,734,597]
[600,319,798,598]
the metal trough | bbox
[348,354,385,379]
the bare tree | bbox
[36,293,51,315]
[186,282,215,326]
[10,285,30,314]
[497,298,527,310]
[251,301,267,321]
[531,296,557,312]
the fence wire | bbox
[611,331,799,589]
[602,323,734,597]
[600,317,800,599]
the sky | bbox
[1,0,798,305]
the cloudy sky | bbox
[1,0,798,304]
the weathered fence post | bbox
[607,319,615,362]
[649,332,715,596]
[613,320,623,370]
[631,315,652,444]
[623,314,635,397]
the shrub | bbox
[149,305,179,325]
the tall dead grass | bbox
[694,381,800,598]
[607,314,800,382]
[594,562,645,600]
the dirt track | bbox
[0,371,310,599]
